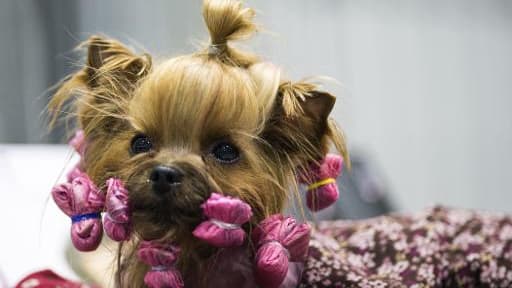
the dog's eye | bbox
[131,134,153,154]
[211,141,240,164]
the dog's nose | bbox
[150,165,183,194]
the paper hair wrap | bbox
[51,171,105,251]
[104,178,132,241]
[252,214,311,288]
[192,192,252,247]
[137,241,184,288]
[68,130,85,156]
[298,153,344,211]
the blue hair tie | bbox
[71,212,101,223]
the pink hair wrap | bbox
[192,193,252,247]
[51,173,105,251]
[66,164,83,183]
[103,178,132,241]
[298,154,343,211]
[137,241,184,288]
[69,130,86,157]
[252,214,311,288]
[67,130,86,182]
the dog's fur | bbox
[48,0,348,286]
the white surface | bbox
[0,145,80,286]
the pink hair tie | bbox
[298,153,343,211]
[137,241,184,288]
[252,214,311,288]
[192,192,252,248]
[103,178,132,241]
[51,174,105,251]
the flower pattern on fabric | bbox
[300,206,512,287]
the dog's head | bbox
[49,0,347,282]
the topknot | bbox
[202,0,259,67]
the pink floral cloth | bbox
[300,206,512,287]
[15,270,97,288]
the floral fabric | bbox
[300,206,512,287]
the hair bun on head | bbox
[202,0,259,66]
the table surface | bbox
[0,145,80,286]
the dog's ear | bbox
[261,82,348,168]
[48,35,152,135]
[84,36,151,88]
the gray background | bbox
[0,0,511,213]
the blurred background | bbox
[0,0,511,284]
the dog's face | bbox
[122,57,287,241]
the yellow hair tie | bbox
[307,178,335,191]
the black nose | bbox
[150,165,183,194]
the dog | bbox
[49,0,347,286]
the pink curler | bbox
[137,241,184,288]
[103,178,132,242]
[51,174,105,251]
[192,193,252,248]
[67,130,87,182]
[298,154,343,211]
[252,214,311,288]
[66,164,84,183]
[69,130,86,157]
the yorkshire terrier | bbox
[49,0,347,287]
[48,0,512,288]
